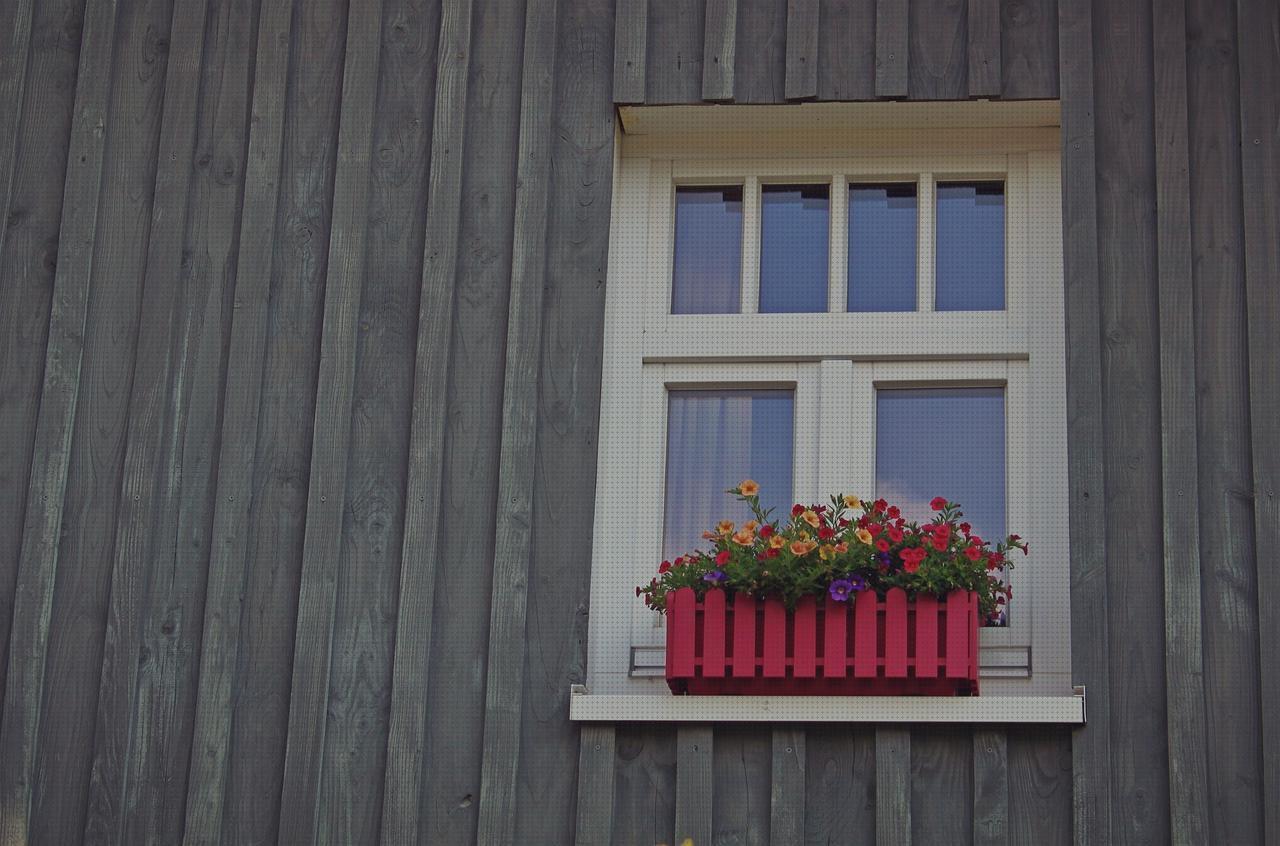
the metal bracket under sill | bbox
[568,684,1086,724]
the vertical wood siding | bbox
[0,0,1275,843]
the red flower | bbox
[792,504,805,517]
[903,558,921,574]
[766,547,780,558]
[964,546,982,562]
[815,505,828,515]
[659,560,671,573]
[887,506,900,519]
[888,527,904,543]
[876,538,890,552]
[959,522,971,535]
[869,523,884,537]
[838,517,851,527]
[760,524,774,538]
[715,550,730,565]
[935,523,951,540]
[818,526,835,540]
[932,537,948,551]
[930,496,948,511]
[873,498,888,513]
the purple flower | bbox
[828,579,855,601]
[876,551,893,568]
[849,574,867,592]
[703,570,727,584]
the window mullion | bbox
[829,174,849,313]
[741,175,761,314]
[917,172,936,313]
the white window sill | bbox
[567,684,1086,724]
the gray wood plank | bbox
[576,724,617,846]
[1056,0,1111,840]
[648,0,705,103]
[908,0,966,99]
[804,725,875,846]
[972,729,1008,845]
[613,0,646,103]
[873,0,907,97]
[770,728,806,844]
[702,0,737,101]
[910,727,971,844]
[874,727,910,845]
[613,726,677,846]
[178,0,299,841]
[734,0,786,103]
[817,0,876,101]
[377,0,475,841]
[474,0,560,839]
[784,0,819,99]
[1000,0,1057,98]
[76,0,215,840]
[0,0,119,839]
[507,0,616,836]
[712,725,771,845]
[1151,0,1211,841]
[1185,0,1264,840]
[1093,1,1171,842]
[0,0,34,248]
[275,0,384,840]
[1007,728,1071,846]
[967,0,1000,96]
[1235,1,1280,841]
[675,726,714,845]
[0,0,81,727]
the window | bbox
[588,105,1070,701]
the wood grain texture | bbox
[1056,0,1112,840]
[1235,0,1280,841]
[911,727,971,844]
[785,0,819,99]
[648,0,704,103]
[0,0,120,840]
[1007,728,1072,846]
[874,0,907,97]
[613,0,646,103]
[771,727,806,843]
[508,1,615,837]
[968,0,1000,96]
[378,0,475,841]
[1185,0,1264,840]
[804,725,875,846]
[972,729,1008,845]
[613,726,677,846]
[178,0,297,842]
[1151,0,1211,841]
[735,0,787,102]
[1094,0,1170,841]
[874,727,910,844]
[575,724,617,846]
[702,0,737,100]
[909,0,966,99]
[474,0,558,839]
[675,726,714,845]
[713,725,771,845]
[1000,0,1057,98]
[0,0,83,726]
[817,0,876,101]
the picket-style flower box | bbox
[664,586,979,695]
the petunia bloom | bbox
[855,528,874,545]
[828,579,855,601]
[930,496,949,510]
[703,570,727,584]
[738,479,760,496]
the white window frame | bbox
[586,110,1070,702]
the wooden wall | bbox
[0,0,1275,844]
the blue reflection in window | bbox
[935,182,1005,311]
[760,184,829,313]
[672,186,743,314]
[848,183,917,312]
[874,387,1005,542]
[663,390,794,561]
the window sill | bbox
[568,684,1086,724]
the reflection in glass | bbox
[935,182,1005,311]
[848,183,918,312]
[759,184,829,313]
[663,390,794,561]
[672,186,743,314]
[875,387,1005,542]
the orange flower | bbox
[855,528,874,546]
[732,529,756,546]
[769,534,786,549]
[790,540,817,556]
[716,520,735,537]
[835,542,849,553]
[819,544,836,561]
[738,480,760,496]
[843,494,862,509]
[743,520,759,532]
[801,509,821,529]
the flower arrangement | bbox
[637,482,1027,625]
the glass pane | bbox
[848,183,918,312]
[759,184,829,313]
[672,186,743,314]
[935,182,1005,311]
[875,387,1005,541]
[662,390,794,561]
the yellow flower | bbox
[819,544,836,561]
[769,534,786,549]
[743,520,759,532]
[738,479,760,496]
[717,520,735,537]
[843,494,862,509]
[855,528,874,546]
[801,509,821,529]
[797,530,812,542]
[790,540,816,556]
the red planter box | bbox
[664,587,979,695]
